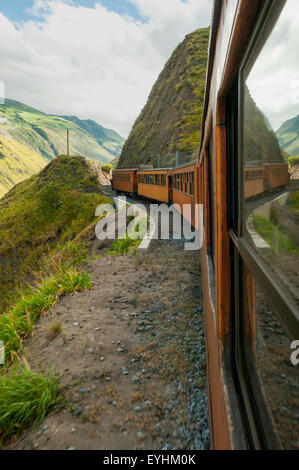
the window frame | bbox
[232,0,299,340]
[227,0,299,449]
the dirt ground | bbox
[5,238,208,450]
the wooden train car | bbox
[245,162,290,199]
[137,168,173,203]
[244,165,264,199]
[263,162,290,191]
[112,168,138,195]
[198,0,298,450]
[172,161,200,227]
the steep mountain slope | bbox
[0,99,124,197]
[0,154,110,313]
[276,114,299,157]
[62,115,123,157]
[118,28,209,168]
[244,87,285,164]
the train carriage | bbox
[112,168,139,195]
[172,161,200,228]
[137,168,173,204]
[199,0,299,450]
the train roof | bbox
[172,159,198,171]
[113,165,152,172]
[137,167,173,172]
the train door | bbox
[168,174,173,203]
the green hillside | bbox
[0,154,110,313]
[244,87,284,164]
[118,28,209,168]
[62,115,124,157]
[276,114,299,157]
[0,99,124,197]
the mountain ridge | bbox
[0,99,124,197]
[276,114,299,157]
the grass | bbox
[105,216,148,256]
[0,155,111,313]
[288,156,299,167]
[0,269,91,367]
[253,214,299,254]
[46,320,62,340]
[0,363,61,444]
[286,190,299,215]
[0,155,114,446]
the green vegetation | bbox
[276,114,299,157]
[0,155,110,313]
[0,269,91,366]
[288,156,299,167]
[0,154,114,445]
[0,154,119,446]
[118,28,209,167]
[105,217,148,255]
[287,190,299,214]
[106,234,142,255]
[244,87,284,164]
[0,99,124,197]
[253,214,298,253]
[0,364,61,444]
[101,163,112,174]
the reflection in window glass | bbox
[244,0,299,308]
[255,282,299,449]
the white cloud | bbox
[247,0,299,131]
[0,0,212,137]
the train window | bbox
[253,279,299,449]
[190,172,194,195]
[155,174,161,185]
[161,175,166,187]
[228,0,299,449]
[208,139,214,265]
[243,0,299,310]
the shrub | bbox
[0,269,91,366]
[288,156,299,167]
[102,164,112,174]
[0,364,61,444]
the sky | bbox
[0,0,212,137]
[246,0,299,131]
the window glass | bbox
[161,175,166,187]
[190,172,195,195]
[243,0,299,309]
[253,280,299,449]
[209,139,214,263]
